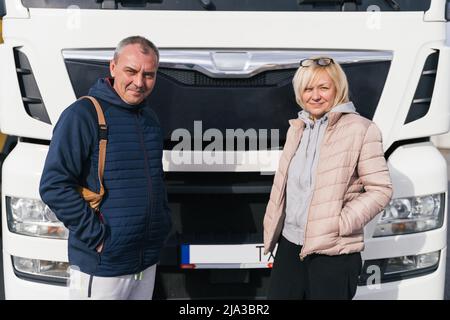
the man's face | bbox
[110,44,158,105]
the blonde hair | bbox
[292,56,349,109]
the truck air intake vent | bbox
[404,51,438,124]
[13,48,51,124]
[158,68,295,87]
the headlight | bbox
[6,196,68,239]
[358,251,440,286]
[383,251,440,276]
[12,256,69,286]
[373,193,445,237]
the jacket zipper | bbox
[134,111,153,268]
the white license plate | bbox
[180,244,277,269]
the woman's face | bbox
[301,69,337,119]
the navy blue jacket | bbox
[40,78,172,276]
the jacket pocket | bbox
[338,215,350,237]
[68,235,100,273]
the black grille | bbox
[167,191,268,245]
[164,172,271,246]
[165,171,273,194]
[14,48,51,124]
[65,57,390,151]
[404,51,439,124]
[158,68,295,87]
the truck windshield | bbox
[21,0,431,12]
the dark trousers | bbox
[268,236,362,300]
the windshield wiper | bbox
[97,0,163,9]
[198,0,216,10]
[384,0,400,11]
[299,0,362,11]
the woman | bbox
[263,57,393,300]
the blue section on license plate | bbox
[181,244,190,264]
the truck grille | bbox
[64,49,391,150]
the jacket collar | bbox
[289,102,357,129]
[288,109,346,129]
[327,112,344,127]
[288,118,305,129]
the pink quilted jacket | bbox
[263,112,393,259]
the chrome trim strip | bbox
[413,98,432,104]
[62,49,393,78]
[422,70,437,75]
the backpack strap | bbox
[78,96,107,211]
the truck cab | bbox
[0,0,448,299]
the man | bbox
[40,36,172,300]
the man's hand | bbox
[96,242,104,253]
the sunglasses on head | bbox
[300,58,335,67]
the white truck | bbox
[0,0,449,299]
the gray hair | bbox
[113,36,159,65]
